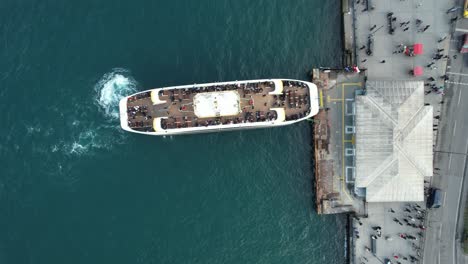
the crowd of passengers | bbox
[162,81,275,102]
[127,80,309,131]
[127,80,307,105]
[127,91,151,102]
[127,120,154,132]
[283,80,308,89]
[127,105,153,121]
[161,110,278,129]
[285,110,311,121]
[273,89,309,109]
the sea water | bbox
[0,0,345,263]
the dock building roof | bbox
[355,81,433,202]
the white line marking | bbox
[447,72,468,77]
[453,121,457,138]
[454,159,465,264]
[455,28,468,32]
[443,191,447,207]
[458,89,462,106]
[445,81,468,86]
[449,155,453,170]
[439,224,442,264]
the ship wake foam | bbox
[17,69,140,188]
[94,68,137,119]
[63,68,139,156]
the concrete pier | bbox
[313,0,459,263]
[312,68,366,215]
[342,0,356,66]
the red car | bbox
[461,34,468,53]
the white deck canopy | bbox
[150,89,166,105]
[269,80,283,95]
[193,91,241,118]
[152,117,167,132]
[270,108,286,122]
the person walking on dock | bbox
[447,6,460,14]
[438,36,447,43]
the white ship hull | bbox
[119,79,319,136]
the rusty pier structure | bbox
[311,68,366,216]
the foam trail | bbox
[94,68,138,119]
[60,68,138,156]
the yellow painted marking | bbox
[343,82,362,87]
[339,82,362,202]
[344,136,355,144]
[319,90,324,107]
[341,83,353,202]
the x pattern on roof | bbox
[355,81,433,202]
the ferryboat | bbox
[119,79,319,135]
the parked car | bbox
[427,188,443,209]
[371,236,377,254]
[461,34,468,53]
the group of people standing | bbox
[355,203,426,264]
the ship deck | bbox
[125,80,312,132]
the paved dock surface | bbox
[313,70,365,215]
[355,0,452,83]
[341,0,462,263]
[354,202,426,264]
[424,15,468,264]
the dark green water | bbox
[0,1,345,263]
